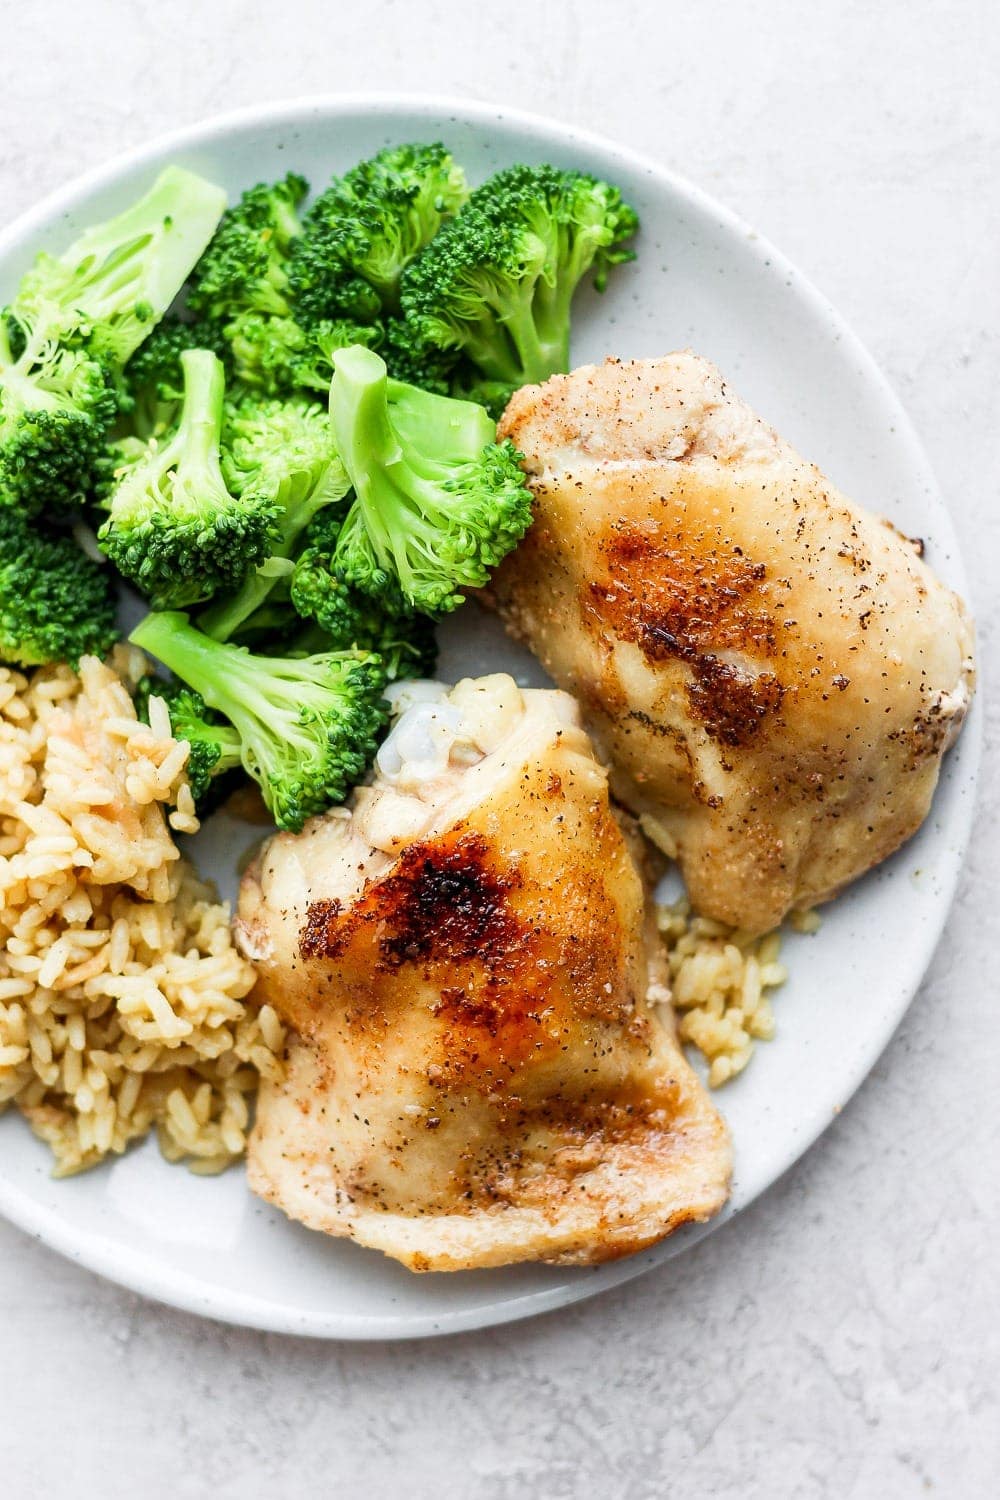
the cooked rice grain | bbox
[0,651,283,1175]
[656,898,792,1087]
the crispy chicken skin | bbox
[491,354,975,933]
[237,677,730,1272]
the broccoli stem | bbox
[52,167,228,337]
[198,516,301,642]
[330,346,436,590]
[0,321,63,412]
[386,377,495,453]
[198,473,335,643]
[131,610,228,703]
[329,347,407,573]
[477,281,568,386]
[131,611,293,760]
[332,343,404,474]
[176,348,226,474]
[132,609,312,749]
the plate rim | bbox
[0,91,981,1339]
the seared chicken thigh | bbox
[491,355,975,933]
[237,675,730,1271]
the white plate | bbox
[0,95,980,1339]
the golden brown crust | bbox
[492,354,975,932]
[243,688,731,1270]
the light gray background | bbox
[1,2,997,1496]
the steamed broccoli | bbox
[0,508,118,666]
[99,350,277,609]
[134,675,242,812]
[186,173,315,396]
[327,345,533,613]
[288,144,468,322]
[399,163,638,387]
[14,166,227,372]
[0,317,118,514]
[184,172,388,397]
[1,166,226,514]
[290,509,438,677]
[187,172,308,323]
[130,610,389,831]
[196,394,350,641]
[201,406,440,680]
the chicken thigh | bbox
[491,355,975,933]
[237,675,730,1271]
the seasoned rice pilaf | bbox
[0,650,284,1175]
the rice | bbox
[0,649,284,1176]
[656,897,804,1087]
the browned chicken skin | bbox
[237,678,730,1271]
[491,354,975,933]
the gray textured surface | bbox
[1,2,997,1495]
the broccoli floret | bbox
[186,173,326,398]
[99,350,276,609]
[1,167,226,515]
[226,311,383,397]
[288,144,468,322]
[0,509,118,666]
[184,173,386,399]
[15,166,227,372]
[130,610,389,831]
[327,345,533,613]
[0,315,117,514]
[196,394,350,641]
[187,172,308,323]
[399,163,638,387]
[124,314,231,438]
[220,393,346,517]
[134,675,242,812]
[290,509,438,677]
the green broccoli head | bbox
[98,349,277,610]
[328,345,534,614]
[133,675,242,812]
[196,393,351,643]
[381,317,456,395]
[184,173,383,405]
[0,312,119,515]
[15,166,227,372]
[399,162,639,387]
[225,310,384,397]
[130,610,390,832]
[288,144,469,322]
[290,509,438,678]
[221,391,345,512]
[1,167,226,516]
[187,172,308,323]
[0,509,118,667]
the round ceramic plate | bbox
[0,96,980,1339]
